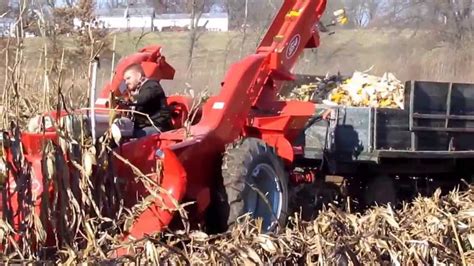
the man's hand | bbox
[116,98,131,107]
[316,108,334,121]
[321,109,333,120]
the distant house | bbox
[74,7,229,32]
[90,7,156,31]
[154,12,229,32]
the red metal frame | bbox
[2,0,329,250]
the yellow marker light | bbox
[287,10,301,18]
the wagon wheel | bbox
[220,137,289,232]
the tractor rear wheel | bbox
[221,138,289,232]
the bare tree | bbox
[374,0,473,44]
[0,0,9,15]
[147,0,166,13]
[148,0,182,13]
[437,0,474,41]
[238,0,248,59]
[365,0,382,23]
[63,0,78,7]
[339,0,382,27]
[185,0,207,76]
[225,0,245,29]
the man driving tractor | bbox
[119,64,173,137]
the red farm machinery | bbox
[1,0,473,258]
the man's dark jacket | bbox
[132,79,172,131]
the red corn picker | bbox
[2,0,473,258]
[2,0,332,240]
[94,0,334,236]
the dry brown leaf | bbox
[255,234,277,254]
[189,231,209,242]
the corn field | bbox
[0,133,473,266]
[0,50,473,266]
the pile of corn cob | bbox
[288,72,405,109]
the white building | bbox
[153,13,229,32]
[74,8,229,32]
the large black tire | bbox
[221,138,289,232]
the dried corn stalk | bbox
[110,186,474,265]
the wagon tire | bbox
[221,137,289,232]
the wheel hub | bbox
[244,163,283,231]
